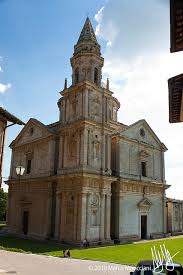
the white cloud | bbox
[95,6,119,47]
[0,57,11,93]
[95,1,183,199]
[0,83,11,93]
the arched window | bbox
[75,68,79,84]
[94,68,99,85]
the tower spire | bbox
[77,17,98,44]
[71,17,104,86]
[73,17,101,56]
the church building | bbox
[7,18,169,245]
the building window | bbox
[109,109,112,119]
[29,127,34,136]
[141,161,147,177]
[140,128,145,137]
[75,68,79,84]
[26,159,32,174]
[94,68,99,85]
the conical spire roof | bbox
[77,17,98,44]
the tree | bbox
[0,188,8,221]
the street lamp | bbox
[16,166,25,179]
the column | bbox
[63,99,66,122]
[45,187,52,238]
[73,193,79,241]
[62,136,65,168]
[84,89,89,118]
[105,97,108,122]
[99,193,105,241]
[58,136,63,170]
[117,191,123,239]
[83,128,89,166]
[161,152,165,182]
[60,192,65,241]
[85,193,90,241]
[101,133,106,173]
[105,194,112,240]
[107,135,111,173]
[80,192,87,240]
[66,97,70,122]
[54,191,61,240]
[162,189,167,234]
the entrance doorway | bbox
[22,211,29,235]
[141,215,147,239]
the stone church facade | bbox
[7,18,170,245]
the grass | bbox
[0,236,183,266]
[0,222,6,231]
[72,237,183,265]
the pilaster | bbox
[80,192,87,240]
[99,193,105,241]
[105,194,112,240]
[54,191,61,240]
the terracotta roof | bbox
[0,107,25,125]
[170,0,183,53]
[168,73,183,123]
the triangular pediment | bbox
[119,119,167,151]
[138,197,152,208]
[10,118,55,148]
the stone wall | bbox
[7,181,52,239]
[111,180,166,242]
[112,120,166,183]
[167,199,183,234]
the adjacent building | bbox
[7,18,170,245]
[167,198,183,234]
[169,0,183,123]
[0,107,24,187]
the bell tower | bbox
[70,17,104,87]
[56,18,121,245]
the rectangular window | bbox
[27,159,32,174]
[141,161,147,177]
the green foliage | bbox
[0,188,8,221]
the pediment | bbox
[137,197,152,208]
[119,120,167,151]
[10,118,54,148]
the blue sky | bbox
[1,0,183,198]
[0,0,105,183]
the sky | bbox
[0,0,183,199]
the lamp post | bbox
[16,166,25,180]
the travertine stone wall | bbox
[167,199,183,234]
[111,180,166,241]
[10,138,56,179]
[7,181,52,239]
[52,174,113,243]
[112,121,166,183]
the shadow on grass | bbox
[0,236,76,255]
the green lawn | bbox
[0,236,183,266]
[0,222,6,231]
